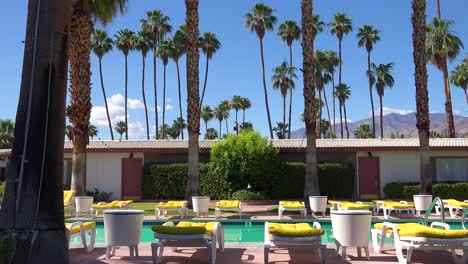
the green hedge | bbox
[384,182,468,200]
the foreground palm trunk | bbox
[288,45,293,139]
[0,0,72,262]
[176,61,184,139]
[142,54,150,140]
[302,0,320,198]
[412,0,432,194]
[153,51,159,139]
[442,63,456,138]
[368,53,376,138]
[185,0,201,200]
[98,57,114,140]
[260,38,274,139]
[68,4,93,195]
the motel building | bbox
[0,138,467,200]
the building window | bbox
[434,158,468,182]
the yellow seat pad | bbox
[446,199,468,208]
[340,202,372,210]
[269,223,325,237]
[374,223,468,239]
[280,201,305,209]
[152,221,216,236]
[383,202,414,209]
[63,190,76,206]
[92,200,120,209]
[216,200,240,209]
[65,222,96,235]
[156,201,186,209]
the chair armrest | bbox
[381,222,400,240]
[97,202,106,205]
[312,222,321,229]
[464,200,468,203]
[239,202,242,210]
[158,202,165,205]
[162,222,172,227]
[215,201,220,206]
[301,201,305,207]
[66,221,84,232]
[400,201,408,204]
[431,222,450,230]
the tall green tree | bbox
[426,18,463,138]
[450,61,468,105]
[88,125,98,140]
[323,50,339,137]
[273,122,288,139]
[157,39,172,139]
[142,10,172,139]
[245,3,277,139]
[219,100,231,134]
[134,27,153,140]
[172,117,186,139]
[67,0,128,196]
[201,105,214,135]
[354,123,372,139]
[371,63,395,138]
[213,106,224,137]
[91,29,114,140]
[329,13,352,88]
[314,51,333,138]
[0,0,72,262]
[357,24,380,138]
[272,62,297,138]
[334,83,351,139]
[205,128,218,139]
[277,20,301,139]
[0,119,14,149]
[199,32,221,108]
[115,121,126,141]
[240,97,252,124]
[185,0,201,200]
[171,28,187,139]
[230,95,243,135]
[301,0,320,198]
[114,28,135,140]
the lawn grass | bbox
[132,202,216,216]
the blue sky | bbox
[0,0,467,139]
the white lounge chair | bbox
[65,221,96,252]
[278,201,307,218]
[371,222,468,264]
[154,200,188,219]
[435,199,468,218]
[374,200,415,219]
[151,221,224,264]
[329,200,375,214]
[264,222,326,264]
[215,200,242,219]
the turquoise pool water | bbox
[70,219,464,244]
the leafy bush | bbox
[86,188,113,202]
[0,181,5,197]
[232,189,265,200]
[384,182,468,200]
[209,130,279,192]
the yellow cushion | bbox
[340,202,373,210]
[63,190,76,204]
[280,201,305,209]
[446,199,468,208]
[65,222,96,235]
[268,223,325,237]
[92,200,120,209]
[374,223,468,238]
[152,221,216,236]
[216,200,240,209]
[383,202,414,209]
[156,200,186,209]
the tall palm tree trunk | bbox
[162,64,167,139]
[0,0,72,262]
[379,95,384,138]
[225,118,228,134]
[344,102,349,138]
[204,120,208,135]
[176,61,184,139]
[243,109,246,124]
[282,95,286,138]
[322,88,332,138]
[199,54,209,108]
[332,74,336,137]
[259,38,274,139]
[302,0,320,198]
[235,110,239,135]
[142,55,150,140]
[412,0,432,194]
[98,58,114,140]
[317,89,322,138]
[218,120,222,136]
[368,52,376,138]
[339,102,344,138]
[442,63,456,137]
[153,49,159,139]
[124,54,128,140]
[185,0,201,200]
[464,89,468,105]
[436,0,441,19]
[338,39,342,85]
[288,45,293,139]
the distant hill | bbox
[290,113,468,138]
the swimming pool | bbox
[69,219,464,244]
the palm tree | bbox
[157,39,172,139]
[278,20,301,139]
[426,18,463,138]
[301,0,320,198]
[245,3,277,139]
[185,0,201,200]
[157,124,171,139]
[172,117,186,139]
[205,128,218,139]
[329,13,352,88]
[114,28,135,140]
[171,28,187,139]
[314,51,333,138]
[371,63,395,138]
[142,10,172,139]
[91,29,114,140]
[240,122,254,132]
[240,97,251,124]
[67,0,128,196]
[201,105,214,135]
[323,50,339,137]
[115,121,126,141]
[65,125,73,141]
[219,100,231,134]
[319,119,330,138]
[199,32,221,107]
[354,123,372,139]
[0,119,14,149]
[357,25,380,138]
[88,125,98,140]
[134,27,153,140]
[273,122,288,139]
[334,83,351,138]
[450,62,468,105]
[272,62,297,138]
[230,95,243,135]
[213,106,224,136]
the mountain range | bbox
[290,113,468,138]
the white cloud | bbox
[165,104,174,111]
[109,94,124,105]
[90,102,125,126]
[128,121,144,139]
[370,107,414,116]
[128,98,145,109]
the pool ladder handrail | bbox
[424,197,445,226]
[462,208,468,230]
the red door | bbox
[358,157,380,200]
[121,158,143,200]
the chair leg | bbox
[319,245,326,264]
[151,243,158,264]
[462,249,468,264]
[79,229,88,251]
[129,246,134,257]
[357,247,362,258]
[364,247,370,261]
[106,246,113,259]
[87,229,96,252]
[210,242,217,264]
[264,246,269,264]
[341,246,347,261]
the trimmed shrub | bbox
[232,189,265,200]
[384,182,468,200]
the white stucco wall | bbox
[357,150,468,197]
[64,152,143,199]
